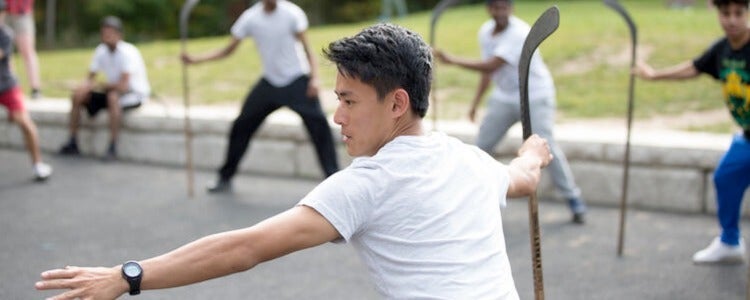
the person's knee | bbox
[72,88,89,104]
[10,110,29,126]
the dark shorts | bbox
[85,91,143,117]
[744,129,749,140]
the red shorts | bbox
[0,87,24,113]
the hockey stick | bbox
[180,0,200,198]
[603,0,637,257]
[429,0,461,130]
[519,6,560,300]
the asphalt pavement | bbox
[1,147,748,300]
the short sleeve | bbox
[290,4,309,33]
[89,45,104,73]
[476,149,511,208]
[693,38,723,80]
[0,29,12,58]
[230,9,254,39]
[121,46,140,74]
[297,168,375,242]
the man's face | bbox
[100,27,121,49]
[487,0,513,29]
[333,72,396,157]
[717,3,749,41]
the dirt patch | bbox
[557,44,654,75]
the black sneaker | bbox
[102,144,117,162]
[58,141,80,155]
[207,179,232,193]
[572,212,586,224]
[568,198,587,225]
[31,88,41,100]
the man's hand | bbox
[181,53,195,65]
[517,134,553,168]
[432,49,452,64]
[35,265,128,300]
[468,106,477,123]
[507,134,553,198]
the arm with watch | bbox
[35,206,340,299]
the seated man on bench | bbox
[58,16,150,161]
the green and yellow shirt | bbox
[694,37,750,131]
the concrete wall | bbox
[2,100,748,215]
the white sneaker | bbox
[692,237,746,264]
[33,162,52,181]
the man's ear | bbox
[390,88,410,117]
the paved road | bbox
[1,147,748,299]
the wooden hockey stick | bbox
[429,0,461,130]
[180,0,200,198]
[604,0,637,257]
[518,6,560,300]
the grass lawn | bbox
[25,1,734,131]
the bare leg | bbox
[15,33,41,91]
[11,110,42,164]
[106,90,121,143]
[68,86,90,137]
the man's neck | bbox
[391,115,425,138]
[729,27,750,50]
[493,19,509,35]
[263,2,277,12]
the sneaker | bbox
[692,237,746,264]
[207,179,232,193]
[33,162,52,181]
[568,198,587,224]
[572,212,586,224]
[58,141,80,155]
[102,143,117,162]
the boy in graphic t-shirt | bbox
[636,0,750,264]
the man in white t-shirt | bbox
[58,16,150,161]
[434,0,588,223]
[182,0,339,193]
[36,23,552,300]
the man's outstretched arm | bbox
[36,206,340,300]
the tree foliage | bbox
[35,0,491,48]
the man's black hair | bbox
[713,0,750,7]
[323,23,432,118]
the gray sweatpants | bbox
[476,97,581,200]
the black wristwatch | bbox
[121,261,143,295]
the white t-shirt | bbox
[299,132,519,299]
[479,16,555,104]
[230,0,310,87]
[89,41,151,99]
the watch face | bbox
[123,263,142,277]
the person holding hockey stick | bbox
[35,23,553,300]
[635,0,750,264]
[434,0,588,224]
[182,0,339,193]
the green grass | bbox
[25,1,729,128]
